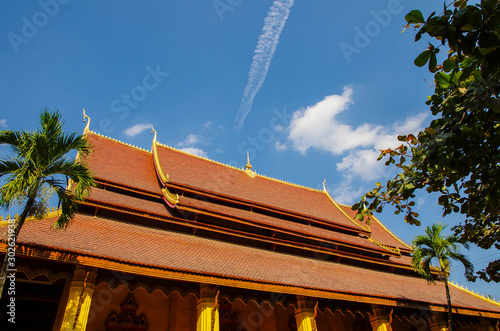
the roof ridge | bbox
[449,281,500,307]
[0,207,62,227]
[256,173,323,192]
[337,200,411,249]
[370,214,412,249]
[89,130,150,153]
[156,141,243,172]
[322,183,371,232]
[155,141,323,193]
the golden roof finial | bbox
[244,152,257,178]
[151,125,157,144]
[323,179,327,192]
[245,151,252,170]
[83,108,90,133]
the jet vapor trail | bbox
[235,0,294,128]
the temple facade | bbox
[1,120,499,331]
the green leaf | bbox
[428,52,437,71]
[405,10,425,24]
[459,65,475,82]
[480,45,500,55]
[460,57,476,68]
[405,183,416,190]
[435,72,452,88]
[415,50,432,67]
[443,59,457,72]
[435,133,454,145]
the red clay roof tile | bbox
[155,143,363,232]
[339,204,412,252]
[4,215,499,314]
[86,133,160,194]
[177,195,396,257]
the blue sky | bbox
[1,1,499,300]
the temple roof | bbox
[4,214,499,317]
[2,130,498,317]
[79,132,419,265]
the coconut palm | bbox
[412,222,474,331]
[0,109,95,299]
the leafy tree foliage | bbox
[352,0,500,282]
[0,109,95,298]
[412,223,474,331]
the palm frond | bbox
[49,183,77,229]
[411,222,472,283]
[0,108,95,226]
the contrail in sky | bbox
[235,0,294,128]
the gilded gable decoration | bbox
[105,293,148,331]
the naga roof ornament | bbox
[151,126,179,206]
[322,179,371,232]
[83,108,90,134]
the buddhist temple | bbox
[1,116,499,331]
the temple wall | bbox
[273,304,296,331]
[71,281,488,331]
[87,283,130,330]
[316,309,345,330]
[86,283,196,331]
[231,299,274,331]
[227,298,304,331]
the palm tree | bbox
[412,222,474,331]
[0,109,95,299]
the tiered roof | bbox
[1,130,499,318]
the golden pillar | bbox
[197,284,219,331]
[59,265,98,331]
[369,305,392,331]
[295,296,318,331]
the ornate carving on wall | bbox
[219,298,245,331]
[17,265,72,282]
[105,293,148,331]
[97,278,198,299]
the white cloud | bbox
[330,181,365,205]
[275,141,287,151]
[124,123,151,138]
[336,149,385,182]
[235,0,295,128]
[0,119,7,128]
[287,86,429,204]
[204,121,212,128]
[178,134,200,147]
[416,197,426,210]
[288,86,379,154]
[180,147,207,158]
[288,86,428,155]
